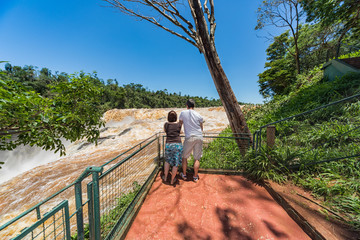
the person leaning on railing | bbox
[179,99,204,183]
[163,110,183,186]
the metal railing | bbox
[0,133,161,240]
[11,200,71,240]
[1,130,251,240]
[253,94,360,168]
[162,132,252,171]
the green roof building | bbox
[322,57,360,81]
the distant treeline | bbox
[2,64,235,112]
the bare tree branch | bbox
[102,0,253,148]
[103,0,199,48]
[204,0,216,43]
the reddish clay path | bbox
[126,173,310,240]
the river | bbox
[0,107,229,238]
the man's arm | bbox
[200,122,203,131]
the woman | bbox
[163,110,183,185]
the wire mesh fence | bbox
[98,136,160,239]
[11,200,71,240]
[0,177,91,240]
[161,132,252,172]
[1,134,161,240]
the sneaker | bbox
[180,172,187,180]
[193,175,199,182]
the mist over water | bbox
[0,107,229,238]
[0,139,73,184]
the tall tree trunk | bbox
[335,25,352,58]
[190,0,252,152]
[295,48,301,74]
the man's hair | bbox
[167,110,177,122]
[186,99,195,108]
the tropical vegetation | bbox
[195,0,360,229]
[197,58,360,229]
[0,64,226,160]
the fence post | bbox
[75,182,84,240]
[157,134,161,167]
[87,182,94,240]
[90,167,103,240]
[267,125,276,148]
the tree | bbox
[256,0,306,74]
[258,31,296,97]
[301,0,360,58]
[102,0,251,151]
[0,72,104,157]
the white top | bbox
[179,109,204,138]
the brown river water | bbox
[0,107,229,238]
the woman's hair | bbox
[167,110,177,122]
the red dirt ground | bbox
[126,173,311,240]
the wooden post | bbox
[267,125,276,148]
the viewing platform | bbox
[126,172,310,240]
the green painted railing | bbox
[253,93,360,167]
[12,200,71,240]
[0,133,161,240]
[0,131,251,240]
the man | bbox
[179,99,204,182]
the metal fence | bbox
[0,133,161,240]
[11,200,71,240]
[1,130,251,240]
[253,94,360,169]
[162,132,252,172]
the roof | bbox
[322,57,360,70]
[340,57,360,69]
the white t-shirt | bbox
[179,109,204,138]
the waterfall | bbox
[0,107,229,238]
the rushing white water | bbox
[0,107,229,238]
[0,140,73,184]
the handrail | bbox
[0,166,101,231]
[289,154,360,169]
[259,93,360,129]
[1,130,252,238]
[101,137,158,178]
[0,133,160,233]
[254,93,360,152]
[100,133,160,168]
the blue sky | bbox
[0,0,273,104]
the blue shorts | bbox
[165,143,183,167]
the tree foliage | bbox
[102,82,224,110]
[301,0,360,57]
[258,31,296,97]
[0,62,226,168]
[257,0,360,98]
[302,0,360,32]
[0,70,104,155]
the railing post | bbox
[157,135,161,166]
[162,135,165,159]
[267,125,276,148]
[90,167,103,240]
[87,182,95,240]
[75,182,84,240]
[258,128,262,153]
